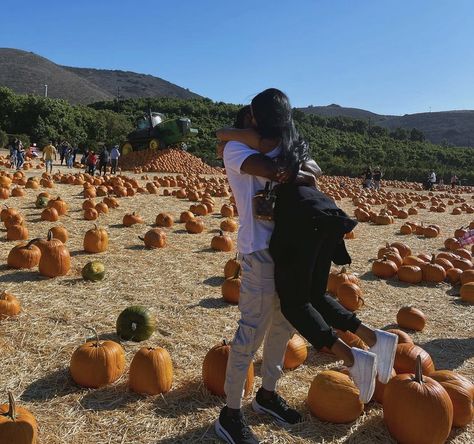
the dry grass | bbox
[0,157,472,443]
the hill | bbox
[0,48,201,104]
[63,66,201,100]
[299,105,474,147]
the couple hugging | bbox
[213,88,398,444]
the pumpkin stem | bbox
[414,355,423,383]
[6,391,16,421]
[27,238,41,248]
[47,230,53,241]
[223,339,227,346]
[83,326,100,347]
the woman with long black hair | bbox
[215,89,397,444]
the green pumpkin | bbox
[82,260,105,281]
[35,196,49,208]
[116,306,156,342]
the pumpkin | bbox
[0,206,18,222]
[446,268,462,284]
[70,327,126,388]
[155,212,174,228]
[400,224,412,235]
[202,340,254,397]
[95,202,109,214]
[451,257,473,271]
[397,265,422,284]
[83,224,109,253]
[394,343,435,375]
[185,218,205,234]
[421,256,446,283]
[434,257,453,272]
[7,240,41,269]
[0,392,38,444]
[220,218,238,232]
[221,272,240,304]
[50,225,68,243]
[211,231,234,252]
[179,211,194,223]
[372,369,397,404]
[41,207,59,222]
[397,306,426,331]
[383,355,453,444]
[372,256,398,278]
[390,241,412,258]
[307,370,363,423]
[82,199,96,210]
[0,292,21,320]
[336,282,364,312]
[36,230,71,278]
[430,370,474,427]
[327,267,360,294]
[386,329,413,344]
[116,306,156,342]
[460,282,474,303]
[123,212,143,227]
[6,224,28,241]
[129,346,173,395]
[460,270,474,285]
[224,255,240,279]
[377,244,400,259]
[283,334,307,369]
[220,204,234,218]
[140,228,166,249]
[47,196,68,215]
[84,208,98,221]
[82,260,105,281]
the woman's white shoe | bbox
[369,330,398,384]
[348,348,377,403]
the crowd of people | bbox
[362,167,383,190]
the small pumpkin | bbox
[386,329,413,344]
[123,212,143,227]
[307,370,363,423]
[83,224,109,253]
[41,207,59,222]
[220,218,238,232]
[372,256,398,278]
[6,224,28,241]
[336,282,364,312]
[397,265,422,284]
[129,346,173,395]
[155,212,174,228]
[224,255,241,279]
[397,306,426,331]
[394,343,435,375]
[390,241,412,258]
[140,228,166,249]
[70,327,126,388]
[185,218,204,234]
[0,392,38,444]
[116,306,156,342]
[47,196,68,216]
[283,334,308,370]
[50,225,68,243]
[202,340,254,397]
[82,260,105,282]
[7,240,41,269]
[0,291,21,320]
[211,230,234,252]
[460,282,474,303]
[327,267,360,294]
[221,271,241,304]
[421,255,446,283]
[84,208,99,221]
[179,211,194,223]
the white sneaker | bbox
[370,330,398,384]
[348,348,377,403]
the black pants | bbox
[111,159,118,174]
[274,228,361,350]
[98,162,108,175]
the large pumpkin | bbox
[129,347,173,395]
[307,370,363,423]
[36,230,71,278]
[83,224,109,253]
[0,392,38,444]
[283,334,308,370]
[116,306,156,342]
[70,327,125,388]
[394,343,435,375]
[202,340,254,397]
[430,370,474,427]
[0,292,21,320]
[383,356,453,444]
[7,240,41,269]
[211,231,234,252]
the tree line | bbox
[0,87,473,184]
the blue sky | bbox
[1,0,473,114]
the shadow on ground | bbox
[22,367,80,401]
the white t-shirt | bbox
[223,141,280,255]
[110,148,120,160]
[430,172,436,183]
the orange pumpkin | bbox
[36,230,71,278]
[140,228,166,249]
[283,334,308,369]
[0,291,21,320]
[84,224,109,253]
[211,231,234,252]
[394,343,435,375]
[397,306,426,331]
[0,392,38,444]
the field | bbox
[0,152,473,443]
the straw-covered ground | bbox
[0,157,472,443]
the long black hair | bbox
[251,88,309,172]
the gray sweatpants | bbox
[224,248,294,409]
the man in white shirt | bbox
[110,145,120,174]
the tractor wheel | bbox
[149,138,160,150]
[121,142,133,155]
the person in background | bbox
[42,141,57,173]
[373,167,383,190]
[85,151,98,175]
[72,146,79,164]
[98,146,110,176]
[450,174,458,189]
[429,170,436,188]
[16,141,25,170]
[59,142,68,166]
[110,145,120,174]
[363,167,373,189]
[439,177,444,186]
[66,145,74,169]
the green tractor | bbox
[120,109,198,155]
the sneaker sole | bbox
[251,397,290,427]
[214,419,237,444]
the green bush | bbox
[0,129,7,148]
